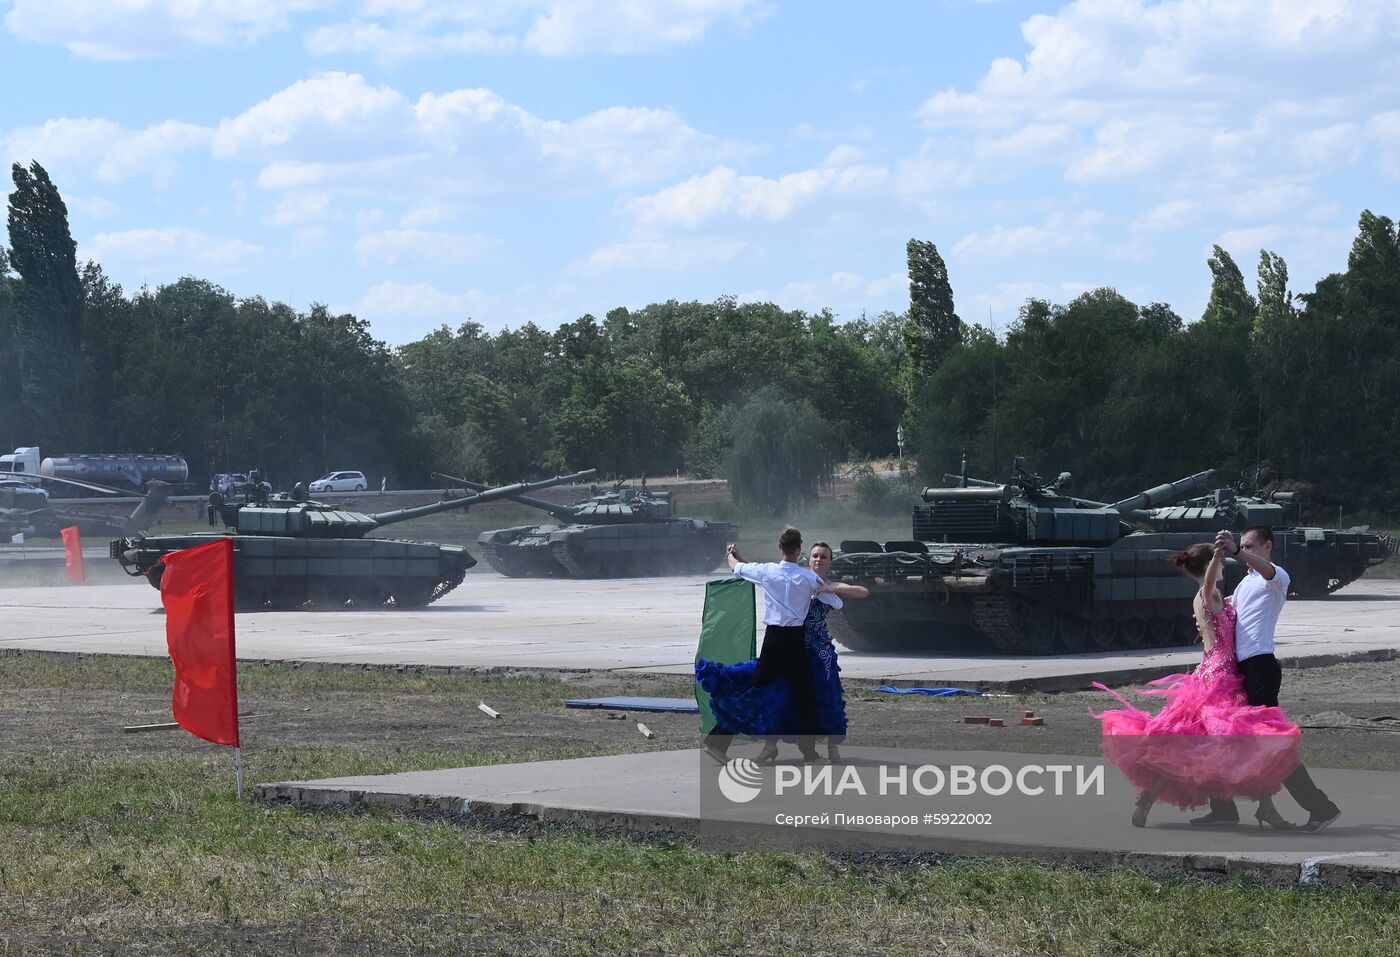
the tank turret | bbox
[913,462,1214,547]
[435,472,736,578]
[111,471,595,610]
[1131,483,1395,597]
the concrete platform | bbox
[258,747,1400,888]
[1,578,1398,688]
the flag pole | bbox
[234,746,244,799]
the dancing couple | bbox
[697,526,868,765]
[1094,526,1342,832]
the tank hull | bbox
[830,543,1199,655]
[476,526,569,578]
[831,526,1395,655]
[112,533,476,610]
[477,520,737,578]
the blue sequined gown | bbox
[695,597,848,738]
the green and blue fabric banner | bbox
[694,578,756,734]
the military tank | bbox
[830,459,1396,655]
[110,470,594,610]
[436,473,737,578]
[827,460,1222,655]
[1130,486,1394,598]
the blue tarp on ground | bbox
[876,685,983,697]
[565,696,700,714]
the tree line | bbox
[1,161,1395,517]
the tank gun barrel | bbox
[1110,469,1215,513]
[432,471,580,522]
[941,474,1002,489]
[371,470,596,527]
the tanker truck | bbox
[0,447,189,495]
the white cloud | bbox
[739,270,908,317]
[210,74,743,201]
[306,20,517,57]
[212,73,407,160]
[628,158,887,229]
[915,1,1400,189]
[355,280,496,343]
[955,211,1108,262]
[523,0,768,55]
[269,192,333,225]
[964,281,1097,326]
[354,228,499,266]
[579,238,749,274]
[65,195,121,219]
[1215,224,1285,252]
[84,227,262,267]
[399,205,453,227]
[306,0,770,59]
[5,0,322,60]
[2,118,211,183]
[1367,111,1400,177]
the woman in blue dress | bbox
[696,541,869,763]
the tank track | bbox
[422,569,467,606]
[969,595,1036,654]
[549,539,595,577]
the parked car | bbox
[0,478,48,500]
[309,471,367,493]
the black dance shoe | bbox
[1296,809,1341,834]
[1189,810,1240,827]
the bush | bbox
[850,464,921,515]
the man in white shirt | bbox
[727,526,827,763]
[1191,525,1342,833]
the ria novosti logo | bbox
[717,757,764,803]
[714,759,1105,804]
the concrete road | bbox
[261,746,1400,887]
[2,576,1398,686]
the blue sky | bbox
[2,1,1397,345]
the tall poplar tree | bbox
[903,239,963,387]
[6,161,82,446]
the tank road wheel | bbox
[1055,616,1092,654]
[309,583,352,610]
[1088,618,1119,651]
[1021,613,1059,655]
[266,584,307,610]
[1118,617,1149,650]
[1148,616,1179,648]
[389,580,436,608]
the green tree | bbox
[553,357,693,477]
[1202,245,1257,326]
[726,391,835,514]
[6,161,83,445]
[903,239,962,388]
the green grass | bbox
[2,655,1399,954]
[2,748,1398,956]
[0,651,575,700]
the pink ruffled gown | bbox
[1091,596,1302,809]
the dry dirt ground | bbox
[4,654,1399,772]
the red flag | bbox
[160,538,239,747]
[61,525,85,582]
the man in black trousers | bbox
[1191,525,1342,832]
[720,527,826,763]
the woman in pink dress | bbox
[1092,542,1302,828]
